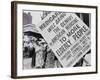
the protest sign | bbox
[36,12,91,67]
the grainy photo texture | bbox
[23,11,91,69]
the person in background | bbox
[33,40,44,68]
[30,37,37,68]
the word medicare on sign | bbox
[37,12,91,67]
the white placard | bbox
[36,12,91,67]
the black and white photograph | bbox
[23,11,91,69]
[11,1,97,78]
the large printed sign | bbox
[36,12,91,67]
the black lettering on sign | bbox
[56,40,72,57]
[41,11,51,20]
[61,50,71,61]
[55,13,66,24]
[65,18,79,30]
[60,15,73,28]
[53,27,61,34]
[49,29,66,46]
[47,23,56,33]
[39,12,62,31]
[67,24,80,37]
[72,25,88,41]
[59,37,67,44]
